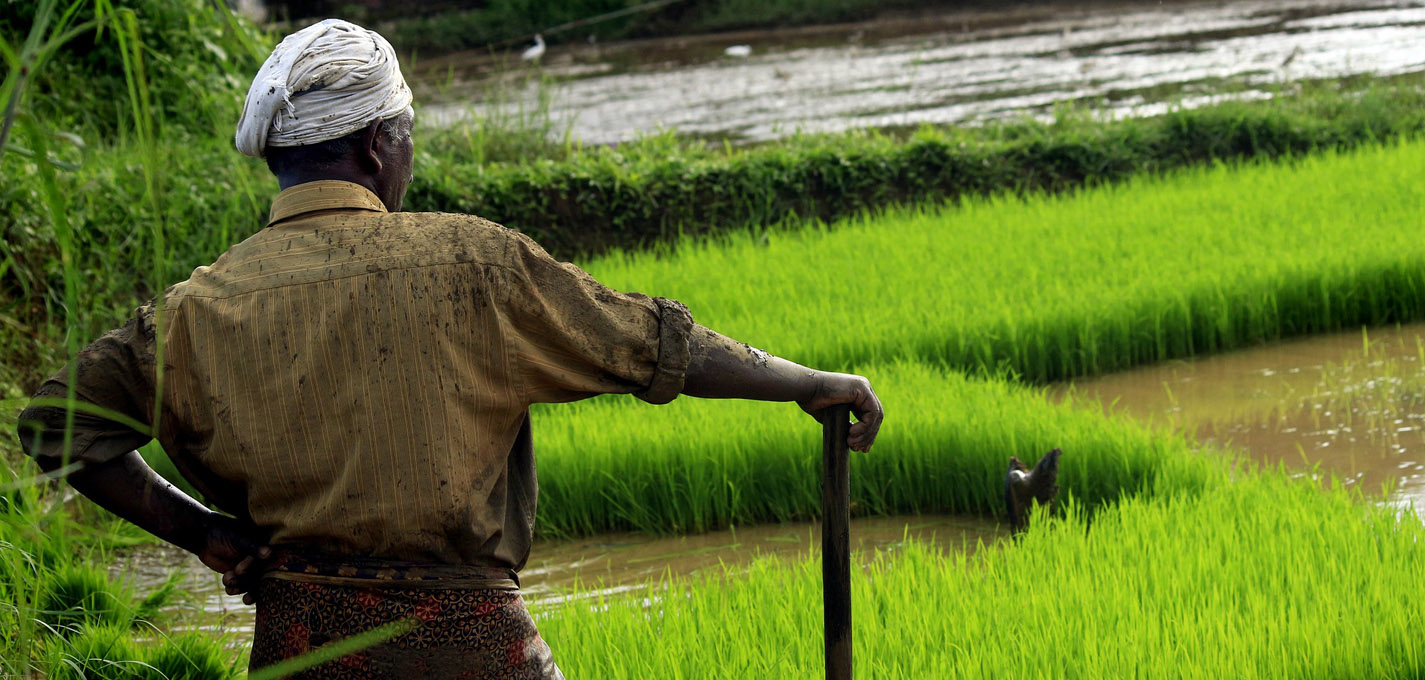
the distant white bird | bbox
[522,33,545,62]
[724,44,752,58]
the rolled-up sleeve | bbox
[499,234,693,405]
[14,304,157,468]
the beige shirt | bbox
[18,180,692,570]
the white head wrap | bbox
[235,19,413,157]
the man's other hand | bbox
[198,513,271,605]
[798,372,884,453]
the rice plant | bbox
[580,138,1425,383]
[526,138,1425,536]
[533,362,1220,537]
[536,473,1425,679]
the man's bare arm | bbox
[681,325,884,452]
[35,449,270,603]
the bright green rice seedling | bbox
[536,475,1425,679]
[581,138,1425,383]
[38,622,238,679]
[41,623,143,680]
[139,631,242,680]
[530,138,1425,537]
[0,469,232,679]
[38,562,144,631]
[533,362,1219,537]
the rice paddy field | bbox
[7,4,1425,673]
[530,138,1425,536]
[538,480,1425,679]
[11,128,1425,679]
[8,134,1425,678]
[515,138,1425,677]
[580,139,1425,382]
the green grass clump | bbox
[38,563,145,631]
[580,137,1425,383]
[40,623,143,680]
[536,475,1425,678]
[139,631,241,680]
[533,362,1218,537]
[0,0,265,139]
[39,623,237,680]
[0,458,232,678]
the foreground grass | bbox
[582,137,1425,383]
[536,474,1425,679]
[0,467,240,679]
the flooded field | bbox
[116,514,1003,641]
[1055,323,1425,513]
[419,0,1425,143]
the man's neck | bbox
[277,169,379,198]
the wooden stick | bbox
[822,405,852,680]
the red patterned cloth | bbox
[250,554,562,680]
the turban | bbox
[235,19,413,157]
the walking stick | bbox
[822,405,852,680]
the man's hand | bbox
[798,372,883,453]
[196,513,271,605]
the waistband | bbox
[261,549,520,591]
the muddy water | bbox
[419,0,1425,144]
[115,514,1002,641]
[1052,323,1425,513]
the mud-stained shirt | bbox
[16,180,693,571]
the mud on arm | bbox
[681,325,884,452]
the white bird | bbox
[724,44,752,58]
[522,33,545,62]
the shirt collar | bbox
[267,180,388,227]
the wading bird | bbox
[522,33,546,62]
[1005,448,1061,533]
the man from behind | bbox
[16,19,882,680]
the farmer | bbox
[15,18,882,680]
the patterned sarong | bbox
[250,552,563,680]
